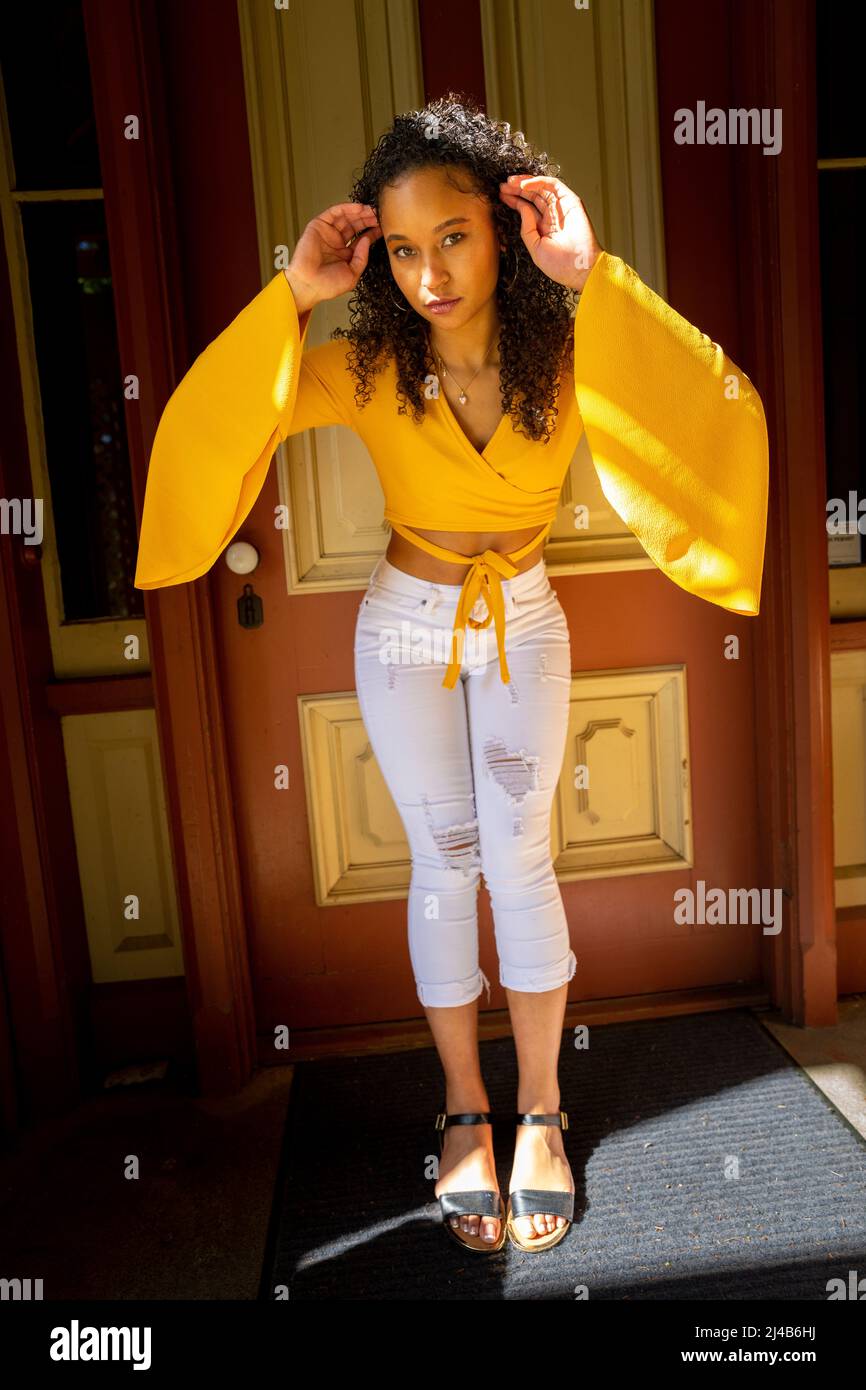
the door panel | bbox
[60,709,183,982]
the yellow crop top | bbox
[133,250,769,690]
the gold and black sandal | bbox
[505,1110,574,1252]
[434,1109,507,1253]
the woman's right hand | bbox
[285,202,382,312]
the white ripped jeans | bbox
[353,554,577,1008]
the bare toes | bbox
[514,1212,564,1239]
[450,1212,501,1242]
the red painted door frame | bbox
[732,0,837,1025]
[84,0,259,1093]
[652,0,836,1025]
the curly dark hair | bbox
[329,91,578,445]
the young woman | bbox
[135,95,768,1256]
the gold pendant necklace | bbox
[432,331,498,406]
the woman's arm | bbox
[134,204,381,590]
[571,249,768,616]
[283,264,319,317]
[500,174,769,615]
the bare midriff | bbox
[385,524,547,584]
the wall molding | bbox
[299,663,692,906]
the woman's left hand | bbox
[499,174,603,291]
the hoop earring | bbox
[500,245,520,292]
[388,283,410,312]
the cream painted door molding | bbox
[237,0,424,595]
[481,0,668,577]
[60,709,184,982]
[298,663,692,907]
[830,649,866,908]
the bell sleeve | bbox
[134,271,352,590]
[572,250,769,615]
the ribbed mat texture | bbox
[260,1009,866,1300]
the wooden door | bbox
[170,0,793,1035]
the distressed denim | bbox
[353,554,577,1008]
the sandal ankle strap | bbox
[513,1110,569,1130]
[435,1111,493,1130]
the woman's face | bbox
[378,165,503,328]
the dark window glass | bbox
[817,0,866,559]
[22,199,143,622]
[816,2,866,161]
[0,0,101,191]
[817,170,866,521]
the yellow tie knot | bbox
[441,550,520,688]
[382,518,554,691]
[479,548,518,579]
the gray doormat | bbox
[258,1009,866,1300]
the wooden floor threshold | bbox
[261,982,772,1063]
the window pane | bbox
[817,170,866,512]
[0,0,101,190]
[817,0,866,160]
[21,198,143,622]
